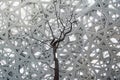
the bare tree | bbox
[30,1,78,80]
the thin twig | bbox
[42,62,54,70]
[47,21,55,38]
[53,3,60,28]
[26,32,51,47]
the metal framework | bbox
[0,0,120,80]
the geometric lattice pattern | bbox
[0,0,120,80]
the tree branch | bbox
[47,21,55,38]
[26,32,51,47]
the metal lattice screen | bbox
[0,0,120,80]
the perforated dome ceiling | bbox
[0,0,120,80]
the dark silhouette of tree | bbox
[30,1,78,79]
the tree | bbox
[30,0,78,80]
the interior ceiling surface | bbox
[0,0,120,80]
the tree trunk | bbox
[53,48,59,80]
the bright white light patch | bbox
[91,59,98,63]
[11,28,18,35]
[69,35,76,41]
[20,68,24,74]
[88,0,95,5]
[110,38,118,43]
[116,52,120,56]
[103,51,109,58]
